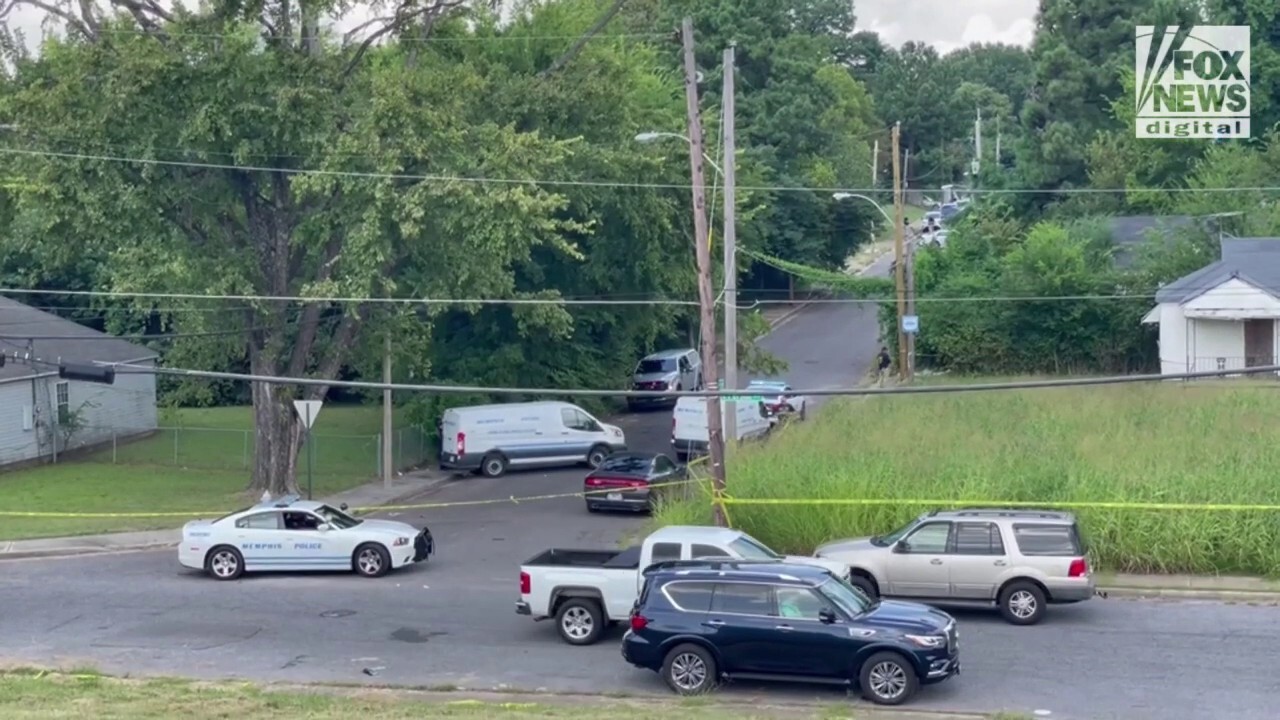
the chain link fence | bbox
[67,424,435,479]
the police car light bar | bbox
[272,494,301,507]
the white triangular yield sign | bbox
[293,399,323,430]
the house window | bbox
[55,381,70,424]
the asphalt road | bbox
[9,270,1276,718]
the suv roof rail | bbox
[951,509,1071,519]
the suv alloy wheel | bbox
[661,643,717,695]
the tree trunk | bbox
[247,341,301,495]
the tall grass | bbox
[654,382,1280,576]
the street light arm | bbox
[832,192,894,225]
[635,130,724,177]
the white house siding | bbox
[0,360,158,467]
[1187,318,1245,372]
[0,375,51,466]
[56,359,159,451]
[1156,302,1188,375]
[1181,277,1280,319]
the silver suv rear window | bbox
[1011,523,1083,556]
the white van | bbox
[439,401,627,478]
[670,397,771,462]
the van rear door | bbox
[441,410,462,455]
[672,398,709,443]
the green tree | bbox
[634,0,880,292]
[1,5,582,494]
[1016,0,1200,212]
[1206,0,1280,138]
[397,0,704,421]
[943,43,1034,119]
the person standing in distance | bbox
[876,346,892,387]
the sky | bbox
[855,0,1038,53]
[0,1,1040,55]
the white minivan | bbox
[439,401,627,478]
[671,396,771,462]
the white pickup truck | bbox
[515,525,850,645]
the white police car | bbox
[748,379,808,424]
[179,495,433,581]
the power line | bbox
[103,360,1280,397]
[0,286,700,307]
[1,278,1274,308]
[0,303,254,314]
[85,28,672,43]
[0,327,262,341]
[4,145,1280,197]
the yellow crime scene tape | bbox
[0,476,714,519]
[716,497,1280,512]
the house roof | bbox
[1108,215,1206,268]
[0,296,159,383]
[1154,237,1280,304]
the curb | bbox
[0,542,179,562]
[1098,585,1280,603]
[0,473,454,562]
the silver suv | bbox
[627,349,702,410]
[814,509,1097,625]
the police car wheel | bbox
[205,545,244,581]
[353,543,391,578]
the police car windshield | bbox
[314,505,362,529]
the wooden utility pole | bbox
[892,122,908,380]
[680,17,727,527]
[721,43,738,454]
[382,334,393,488]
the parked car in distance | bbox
[516,525,850,645]
[814,509,1097,625]
[179,495,433,581]
[746,379,808,424]
[584,452,686,514]
[628,349,702,410]
[671,396,771,463]
[622,561,959,705]
[439,401,626,477]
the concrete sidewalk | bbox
[1096,572,1280,601]
[0,468,452,561]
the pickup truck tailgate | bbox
[519,564,640,621]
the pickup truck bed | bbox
[523,545,641,569]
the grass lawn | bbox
[0,670,1027,719]
[0,404,432,541]
[655,379,1280,576]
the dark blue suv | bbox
[621,561,959,705]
